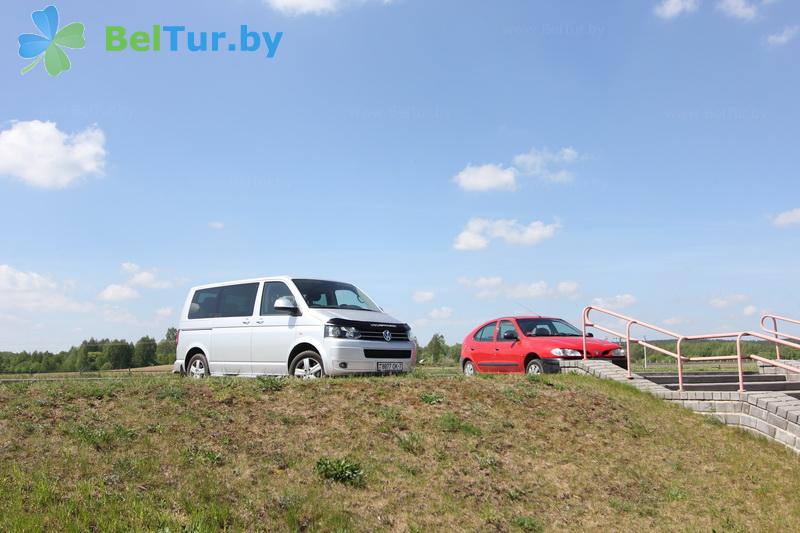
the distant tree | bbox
[103,341,134,369]
[449,343,462,364]
[156,328,178,365]
[425,334,448,365]
[133,336,157,367]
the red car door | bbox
[494,319,524,373]
[470,321,497,373]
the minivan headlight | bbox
[612,348,625,357]
[551,348,582,357]
[325,324,361,339]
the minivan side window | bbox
[218,283,259,318]
[260,282,294,315]
[473,322,496,342]
[188,287,221,319]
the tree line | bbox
[0,328,178,374]
[3,331,795,374]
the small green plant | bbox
[666,487,687,501]
[183,445,224,466]
[315,457,365,487]
[512,515,544,532]
[396,432,424,455]
[439,412,481,436]
[626,420,651,439]
[507,488,526,501]
[256,375,286,393]
[156,383,186,401]
[419,391,445,405]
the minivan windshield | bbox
[292,279,381,312]
[516,318,583,337]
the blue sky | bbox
[1,0,799,351]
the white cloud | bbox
[209,221,225,230]
[507,281,550,299]
[453,217,560,251]
[0,120,106,189]
[655,0,700,19]
[129,271,172,289]
[773,208,800,227]
[709,294,748,308]
[428,307,453,320]
[453,164,517,191]
[156,306,174,318]
[717,0,758,20]
[122,262,141,274]
[767,26,800,46]
[413,290,435,303]
[264,0,392,16]
[663,316,687,326]
[98,284,140,302]
[458,276,505,299]
[592,294,637,309]
[460,276,578,301]
[556,281,580,298]
[100,263,172,300]
[0,264,93,313]
[512,146,579,183]
[743,304,758,316]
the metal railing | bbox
[582,306,800,392]
[760,314,800,361]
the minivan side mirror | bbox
[274,296,300,315]
[585,332,594,338]
[503,330,518,340]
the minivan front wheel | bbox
[290,351,325,379]
[187,353,209,379]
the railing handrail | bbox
[582,307,800,393]
[760,314,800,360]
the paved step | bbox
[640,372,786,385]
[665,381,800,392]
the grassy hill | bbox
[1,372,800,531]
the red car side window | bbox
[474,322,496,342]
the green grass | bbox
[1,371,800,531]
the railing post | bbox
[771,317,781,360]
[582,307,589,361]
[676,337,684,393]
[625,321,634,379]
[736,334,745,393]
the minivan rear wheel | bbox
[187,353,209,379]
[290,351,325,379]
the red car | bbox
[460,316,625,375]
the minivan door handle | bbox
[255,319,264,324]
[242,319,251,325]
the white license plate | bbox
[377,362,404,372]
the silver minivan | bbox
[174,276,416,378]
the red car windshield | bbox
[517,318,582,337]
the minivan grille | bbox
[327,318,411,342]
[359,331,409,342]
[364,349,412,359]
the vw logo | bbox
[383,330,392,342]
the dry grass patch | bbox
[0,372,799,531]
